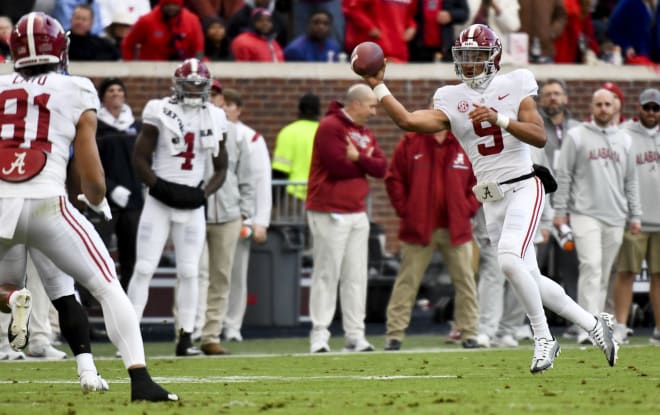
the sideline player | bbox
[127,58,229,356]
[0,12,177,401]
[358,24,619,373]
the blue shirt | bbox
[53,0,105,36]
[284,35,341,62]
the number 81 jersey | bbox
[0,72,99,197]
[433,68,537,184]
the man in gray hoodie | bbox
[553,88,642,345]
[611,88,660,345]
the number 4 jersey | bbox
[0,72,99,198]
[433,68,537,185]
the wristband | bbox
[495,113,510,129]
[373,84,392,102]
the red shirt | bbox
[122,6,204,61]
[306,101,387,213]
[386,132,479,246]
[230,32,284,62]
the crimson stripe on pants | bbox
[520,177,543,258]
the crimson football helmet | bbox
[10,12,69,72]
[452,24,502,89]
[173,58,212,107]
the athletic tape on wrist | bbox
[373,84,392,102]
[495,113,510,129]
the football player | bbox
[0,12,177,401]
[126,58,229,357]
[358,24,619,373]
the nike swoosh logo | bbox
[498,94,510,100]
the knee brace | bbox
[52,295,91,356]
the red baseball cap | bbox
[602,82,624,104]
[211,79,222,93]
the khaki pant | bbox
[200,219,242,345]
[386,228,478,341]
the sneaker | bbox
[200,342,230,356]
[27,344,67,360]
[475,333,491,348]
[310,341,330,353]
[343,338,375,352]
[0,344,25,360]
[224,328,243,342]
[80,371,109,393]
[530,337,561,374]
[492,334,519,348]
[650,328,660,345]
[384,339,401,351]
[589,313,619,367]
[8,288,32,351]
[462,337,484,349]
[175,330,202,356]
[612,323,629,345]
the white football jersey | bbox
[0,72,99,198]
[142,98,227,187]
[434,69,537,184]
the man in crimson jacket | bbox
[306,84,387,354]
[384,129,481,350]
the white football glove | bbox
[110,185,131,208]
[77,194,112,221]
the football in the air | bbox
[350,41,384,77]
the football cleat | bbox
[80,371,110,393]
[589,313,619,367]
[9,289,32,351]
[530,337,560,374]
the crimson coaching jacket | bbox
[305,101,387,213]
[386,131,480,246]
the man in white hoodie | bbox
[553,88,642,345]
[611,88,660,345]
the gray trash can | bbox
[244,226,303,326]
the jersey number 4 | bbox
[474,121,503,156]
[0,89,52,182]
[175,132,195,170]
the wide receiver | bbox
[0,12,177,401]
[127,58,228,356]
[359,24,619,373]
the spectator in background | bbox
[463,0,520,64]
[553,0,600,63]
[553,88,642,345]
[203,15,230,60]
[198,87,254,354]
[284,10,341,62]
[408,0,469,62]
[186,0,245,22]
[607,0,660,64]
[98,0,150,30]
[53,0,105,35]
[292,0,345,47]
[306,84,387,353]
[222,88,272,342]
[343,0,417,63]
[272,93,321,202]
[68,4,120,61]
[590,0,618,47]
[612,88,660,345]
[94,77,144,292]
[384,128,481,350]
[230,8,284,61]
[103,12,136,51]
[0,16,11,62]
[121,0,204,61]
[227,0,288,48]
[519,0,567,63]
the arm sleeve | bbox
[141,100,162,128]
[236,129,256,220]
[121,20,145,60]
[250,137,272,227]
[69,77,100,126]
[356,137,388,178]
[552,131,578,216]
[343,0,377,33]
[623,137,642,222]
[384,138,408,217]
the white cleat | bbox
[589,313,619,367]
[80,371,110,393]
[530,337,560,374]
[9,289,32,351]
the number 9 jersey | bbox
[433,68,537,184]
[0,72,99,197]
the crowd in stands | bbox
[1,0,659,64]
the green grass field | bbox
[1,335,658,415]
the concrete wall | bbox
[4,62,658,252]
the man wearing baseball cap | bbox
[612,88,660,345]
